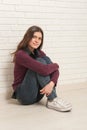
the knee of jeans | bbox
[36,57,47,64]
[42,56,52,64]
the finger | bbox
[40,91,45,94]
[46,93,50,96]
[40,88,44,92]
[40,90,46,94]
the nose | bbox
[35,38,39,43]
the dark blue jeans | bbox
[15,57,57,105]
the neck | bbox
[28,46,34,53]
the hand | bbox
[40,81,55,96]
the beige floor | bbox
[0,82,87,130]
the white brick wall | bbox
[0,0,87,91]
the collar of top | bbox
[24,47,40,57]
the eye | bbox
[33,35,37,39]
[33,35,42,41]
[39,37,42,40]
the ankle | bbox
[48,97,57,102]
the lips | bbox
[33,42,39,46]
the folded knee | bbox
[36,57,47,64]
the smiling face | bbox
[28,31,42,52]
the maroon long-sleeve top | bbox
[12,49,59,91]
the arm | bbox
[40,81,55,96]
[50,70,59,85]
[41,55,59,85]
[39,52,59,95]
[40,70,59,96]
[15,50,59,76]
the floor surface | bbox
[0,82,87,130]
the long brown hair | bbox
[12,25,44,61]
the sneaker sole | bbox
[46,105,72,112]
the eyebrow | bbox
[33,35,42,39]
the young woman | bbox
[12,25,72,112]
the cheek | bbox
[39,40,42,44]
[29,39,34,44]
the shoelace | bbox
[54,98,71,107]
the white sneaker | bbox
[46,97,72,112]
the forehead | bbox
[33,32,42,37]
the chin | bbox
[33,46,39,49]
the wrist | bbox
[49,81,55,88]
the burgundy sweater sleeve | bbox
[39,51,59,85]
[15,50,58,76]
[50,70,59,85]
